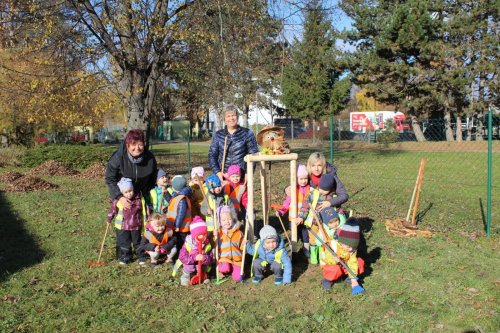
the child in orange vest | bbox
[275,164,311,257]
[178,216,214,286]
[165,175,192,250]
[138,213,177,266]
[224,164,247,221]
[189,166,206,219]
[216,205,244,281]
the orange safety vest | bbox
[218,227,243,265]
[288,186,310,221]
[226,183,245,211]
[143,228,172,246]
[166,195,192,232]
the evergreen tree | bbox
[281,0,351,142]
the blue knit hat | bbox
[171,175,186,192]
[319,173,335,191]
[156,169,167,181]
[320,207,339,225]
[205,174,221,190]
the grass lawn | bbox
[0,142,498,332]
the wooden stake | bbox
[411,158,426,225]
[406,158,425,221]
[260,161,268,225]
[290,159,297,251]
[246,157,255,242]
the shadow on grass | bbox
[416,202,433,225]
[354,216,381,281]
[0,191,45,282]
[479,198,487,232]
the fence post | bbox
[291,120,294,142]
[487,105,493,238]
[329,117,333,164]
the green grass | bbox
[0,143,498,332]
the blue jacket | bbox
[165,186,192,229]
[208,126,259,174]
[246,236,292,284]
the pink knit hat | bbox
[191,166,205,179]
[297,164,308,178]
[190,216,207,238]
[227,164,241,177]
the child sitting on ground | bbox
[188,166,206,219]
[106,177,148,265]
[318,220,365,295]
[224,165,248,221]
[177,216,214,286]
[165,175,192,250]
[297,173,347,265]
[216,205,243,281]
[245,225,292,285]
[201,174,230,233]
[149,169,170,214]
[275,164,311,257]
[138,213,177,266]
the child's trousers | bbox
[218,262,241,281]
[253,258,283,279]
[115,229,142,262]
[322,258,365,282]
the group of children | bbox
[106,161,365,294]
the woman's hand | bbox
[316,201,331,212]
[216,171,224,183]
[295,217,303,225]
[118,196,131,209]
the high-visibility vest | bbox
[250,239,285,277]
[143,228,173,246]
[218,227,243,264]
[319,238,351,267]
[114,197,147,230]
[150,187,172,213]
[304,190,340,227]
[204,188,230,231]
[288,186,310,221]
[225,183,245,212]
[166,195,192,232]
[171,239,212,277]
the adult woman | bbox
[306,152,348,212]
[105,129,158,208]
[208,105,259,182]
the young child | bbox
[224,165,247,221]
[189,166,206,219]
[318,221,365,295]
[149,169,170,214]
[138,213,177,266]
[297,173,347,264]
[245,225,292,285]
[216,205,243,281]
[165,175,192,250]
[201,174,230,233]
[275,164,311,257]
[177,216,214,286]
[106,177,148,265]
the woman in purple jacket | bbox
[208,106,259,183]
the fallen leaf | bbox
[435,323,444,329]
[468,288,478,293]
[384,309,394,318]
[266,315,273,319]
[28,277,39,285]
[216,303,226,314]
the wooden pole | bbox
[406,158,425,221]
[246,157,255,242]
[290,159,297,251]
[260,161,268,225]
[411,158,426,225]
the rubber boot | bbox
[309,245,319,265]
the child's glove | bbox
[352,285,365,295]
[260,260,268,267]
[159,248,167,254]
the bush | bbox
[377,119,399,145]
[0,146,26,167]
[22,144,116,169]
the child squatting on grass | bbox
[245,225,292,285]
[319,221,365,295]
[177,216,214,286]
[106,177,148,265]
[217,205,244,281]
[137,213,177,266]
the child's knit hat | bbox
[227,164,241,177]
[190,216,207,238]
[205,174,221,190]
[259,225,278,241]
[219,205,232,215]
[191,166,205,180]
[117,177,133,192]
[319,173,335,191]
[156,169,167,181]
[337,222,360,249]
[171,175,187,192]
[297,164,308,178]
[320,207,339,225]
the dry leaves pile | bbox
[3,175,58,192]
[0,172,24,183]
[28,160,78,176]
[74,161,106,180]
[385,218,432,238]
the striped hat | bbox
[337,222,360,249]
[190,216,207,238]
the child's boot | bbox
[321,278,333,291]
[309,245,319,265]
[180,270,190,286]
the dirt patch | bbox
[0,172,24,183]
[28,160,78,177]
[3,175,58,192]
[74,161,106,180]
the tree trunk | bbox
[410,115,426,141]
[312,118,316,144]
[444,108,454,141]
[456,102,463,142]
[243,104,249,128]
[125,72,148,132]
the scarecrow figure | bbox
[256,125,290,155]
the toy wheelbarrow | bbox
[190,233,208,285]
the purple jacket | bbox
[178,235,214,267]
[106,193,145,230]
